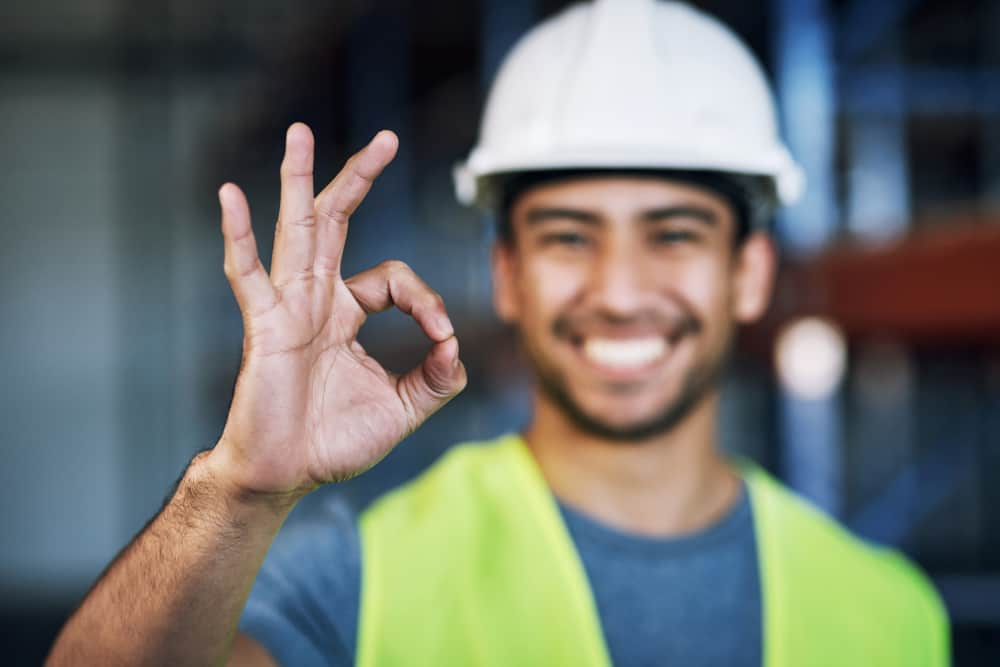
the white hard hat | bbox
[454,0,805,209]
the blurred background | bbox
[1,0,999,663]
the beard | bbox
[524,312,734,443]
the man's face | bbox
[492,176,775,441]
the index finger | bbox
[313,130,399,277]
[344,260,454,343]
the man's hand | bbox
[46,125,448,667]
[212,123,466,501]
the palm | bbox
[217,125,465,497]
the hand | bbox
[211,123,466,501]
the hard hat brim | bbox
[454,146,805,209]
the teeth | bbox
[582,337,667,369]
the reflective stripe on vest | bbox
[357,434,949,666]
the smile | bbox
[580,336,668,372]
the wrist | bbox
[193,447,304,518]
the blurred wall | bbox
[0,0,307,607]
[1,67,122,601]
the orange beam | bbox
[758,220,1000,347]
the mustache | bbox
[552,310,702,341]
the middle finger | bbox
[271,122,318,286]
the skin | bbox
[46,124,466,666]
[46,126,776,666]
[494,177,776,535]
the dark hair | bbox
[494,169,774,246]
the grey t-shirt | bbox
[239,483,761,666]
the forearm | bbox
[47,449,296,667]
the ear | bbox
[732,232,777,323]
[491,241,520,323]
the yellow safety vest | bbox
[357,434,949,666]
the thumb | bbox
[397,335,467,428]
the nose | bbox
[588,238,651,317]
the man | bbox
[48,1,949,665]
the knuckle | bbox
[422,292,445,315]
[285,213,317,229]
[280,162,312,179]
[423,367,451,398]
[347,154,375,184]
[382,259,411,276]
[318,203,348,225]
[395,377,420,426]
[273,268,315,290]
[354,168,374,186]
[227,259,261,281]
[314,258,339,277]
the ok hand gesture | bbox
[212,123,466,501]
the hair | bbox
[492,169,776,247]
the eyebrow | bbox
[639,206,718,226]
[523,205,718,227]
[524,208,601,226]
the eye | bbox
[541,231,591,247]
[652,229,699,245]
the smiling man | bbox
[502,176,758,442]
[492,174,768,539]
[48,1,948,666]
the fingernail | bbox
[371,129,398,150]
[437,315,454,337]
